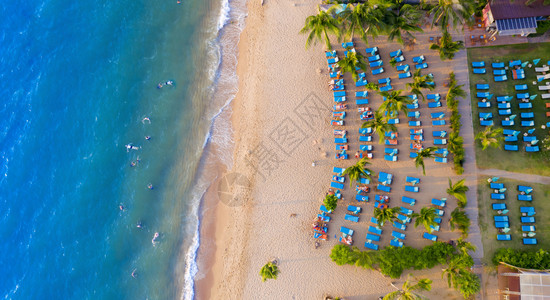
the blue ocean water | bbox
[0,0,242,298]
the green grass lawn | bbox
[467,43,550,176]
[477,177,550,264]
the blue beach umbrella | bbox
[528,128,535,134]
[522,61,529,68]
[499,188,507,193]
[502,209,509,214]
[510,115,517,120]
[533,59,541,65]
[530,94,538,100]
[492,176,500,182]
[531,140,538,145]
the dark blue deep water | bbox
[0,0,236,298]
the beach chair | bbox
[390,49,402,58]
[518,185,533,193]
[356,79,368,87]
[521,217,535,223]
[493,69,506,75]
[313,232,328,240]
[428,101,441,108]
[434,157,447,163]
[377,184,391,193]
[372,68,384,75]
[379,84,393,92]
[356,99,369,105]
[393,221,407,231]
[517,93,529,99]
[518,195,533,201]
[359,128,372,135]
[435,148,448,157]
[396,214,411,223]
[333,91,346,97]
[407,111,420,118]
[345,214,359,222]
[432,120,446,126]
[477,92,491,98]
[426,93,440,100]
[504,135,517,142]
[365,46,378,55]
[518,102,532,109]
[368,55,381,62]
[359,145,373,152]
[434,209,444,217]
[491,193,505,200]
[356,194,369,202]
[504,144,518,151]
[521,207,536,214]
[492,203,506,210]
[392,231,406,240]
[494,75,507,82]
[423,232,438,242]
[523,238,537,245]
[384,155,397,162]
[369,60,383,68]
[366,233,381,242]
[499,109,511,116]
[522,225,536,232]
[521,120,535,127]
[515,84,528,91]
[432,131,447,138]
[494,216,509,222]
[523,136,536,143]
[412,55,424,63]
[497,235,511,241]
[501,120,514,126]
[390,239,403,248]
[509,60,521,67]
[490,182,504,189]
[384,148,398,155]
[347,205,361,214]
[355,91,368,98]
[334,138,348,144]
[399,72,411,79]
[364,242,379,250]
[408,121,421,127]
[334,96,346,104]
[359,136,372,142]
[498,103,510,109]
[434,139,447,145]
[394,55,405,62]
[497,95,513,102]
[495,221,509,228]
[402,196,416,206]
[415,63,428,69]
[379,78,391,85]
[480,120,494,126]
[396,64,409,72]
[327,57,339,64]
[472,61,485,67]
[492,62,505,68]
[340,227,354,236]
[542,93,550,99]
[320,205,332,214]
[388,118,399,124]
[431,198,446,207]
[430,112,445,119]
[473,68,486,74]
[521,112,534,119]
[400,206,413,215]
[368,226,383,235]
[333,167,345,175]
[405,185,419,193]
[378,172,393,184]
[476,84,490,90]
[406,176,420,184]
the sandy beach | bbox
[195,0,484,299]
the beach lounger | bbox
[522,225,535,232]
[388,118,399,124]
[334,96,346,103]
[423,232,438,242]
[359,145,373,151]
[497,95,513,102]
[406,176,420,184]
[396,64,409,71]
[345,214,359,222]
[378,172,393,184]
[366,233,381,242]
[517,93,529,99]
[499,109,511,116]
[347,205,361,214]
[491,193,505,200]
[492,62,505,68]
[399,72,411,79]
[518,186,533,193]
[379,85,392,92]
[494,216,509,222]
[368,226,382,235]
[340,227,354,236]
[393,221,407,231]
[408,121,421,127]
[432,120,446,126]
[434,139,447,145]
[515,84,528,91]
[327,57,339,64]
[356,194,369,202]
[313,232,327,240]
[518,194,532,201]
[412,55,424,63]
[356,79,368,87]
[535,66,550,72]
[390,239,403,248]
[430,112,445,119]
[497,103,510,109]
[317,213,330,222]
[492,203,506,210]
[434,157,447,163]
[542,93,550,99]
[334,138,348,144]
[368,55,381,62]
[377,184,391,193]
[365,46,378,55]
[521,217,535,223]
[518,102,532,109]
[509,60,521,67]
[431,198,446,207]
[364,242,379,250]
[359,136,372,142]
[384,148,398,155]
[504,144,518,151]
[503,129,519,135]
[497,235,511,241]
[390,49,402,58]
[521,207,535,214]
[384,155,397,162]
[394,55,405,62]
[426,93,440,100]
[434,209,444,217]
[378,77,391,85]
[405,185,419,193]
[407,111,420,118]
[473,68,486,74]
[472,61,485,67]
[490,182,504,189]
[392,231,406,240]
[521,120,535,127]
[331,181,344,190]
[494,75,507,82]
[493,69,506,75]
[428,101,441,108]
[355,91,368,98]
[333,91,346,97]
[415,63,428,69]
[374,202,388,209]
[359,178,370,185]
[400,206,413,215]
[356,99,369,105]
[359,128,372,135]
[501,120,514,127]
[384,139,398,146]
[521,112,534,119]
[480,120,494,126]
[372,67,384,75]
[320,205,332,214]
[495,221,509,228]
[325,50,337,57]
[432,131,447,138]
[333,167,345,175]
[369,60,383,68]
[406,102,419,110]
[477,92,491,98]
[523,238,537,245]
[401,196,416,206]
[435,148,448,157]
[476,84,490,90]
[396,214,411,223]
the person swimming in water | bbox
[147,183,154,190]
[131,269,137,278]
[166,80,174,86]
[125,144,140,152]
[136,221,143,229]
[152,232,159,245]
[119,204,125,211]
[145,136,151,140]
[142,117,151,124]
[130,161,136,167]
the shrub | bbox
[455,271,481,299]
[330,244,356,266]
[493,248,550,269]
[324,194,338,212]
[259,261,279,282]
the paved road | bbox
[478,168,550,185]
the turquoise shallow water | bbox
[0,0,236,298]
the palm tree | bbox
[446,73,466,105]
[441,255,471,288]
[342,157,372,187]
[411,207,438,233]
[324,194,338,212]
[378,90,413,116]
[337,51,367,81]
[429,31,464,60]
[384,274,432,300]
[259,261,279,282]
[475,126,504,150]
[384,4,423,44]
[300,8,341,50]
[361,111,397,144]
[407,69,435,101]
[449,207,470,236]
[374,206,401,227]
[455,238,476,256]
[429,0,475,31]
[447,178,469,208]
[336,3,384,44]
[448,132,464,155]
[414,147,438,175]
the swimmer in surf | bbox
[145,136,151,141]
[136,221,142,229]
[147,183,154,190]
[142,117,151,124]
[125,144,140,152]
[152,232,159,245]
[131,269,137,278]
[119,204,125,211]
[165,80,174,86]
